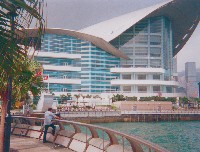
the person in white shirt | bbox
[43,108,59,143]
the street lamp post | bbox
[4,10,18,152]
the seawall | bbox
[64,114,200,124]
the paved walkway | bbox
[10,136,73,152]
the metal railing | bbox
[11,116,170,152]
[59,111,121,118]
[121,110,200,115]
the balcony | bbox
[110,67,165,73]
[29,50,81,59]
[43,64,81,72]
[111,79,179,86]
[43,78,81,84]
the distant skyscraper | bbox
[185,62,198,97]
[185,62,197,83]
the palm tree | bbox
[60,94,67,104]
[74,94,80,105]
[12,60,44,103]
[0,0,44,151]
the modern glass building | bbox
[32,33,121,94]
[28,0,200,97]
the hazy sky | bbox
[44,0,200,72]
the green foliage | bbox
[111,105,118,110]
[33,96,40,105]
[167,97,176,104]
[60,94,67,104]
[32,104,37,110]
[86,94,92,98]
[93,95,100,99]
[0,1,45,150]
[0,59,44,105]
[73,105,79,109]
[179,97,189,104]
[112,94,126,102]
[126,96,137,101]
[74,94,81,102]
[139,96,176,103]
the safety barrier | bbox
[11,116,170,152]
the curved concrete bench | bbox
[11,116,170,152]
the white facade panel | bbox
[111,80,179,86]
[44,78,81,84]
[110,68,165,73]
[43,65,81,72]
[29,50,81,59]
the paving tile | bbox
[10,136,73,152]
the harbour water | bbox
[95,121,200,152]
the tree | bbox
[67,93,72,100]
[60,94,67,104]
[179,97,189,107]
[86,94,92,99]
[81,94,86,102]
[112,94,126,102]
[74,94,80,105]
[12,60,43,103]
[0,0,44,151]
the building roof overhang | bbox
[22,28,129,59]
[80,0,200,56]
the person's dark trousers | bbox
[43,123,56,143]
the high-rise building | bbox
[185,62,197,83]
[27,0,200,98]
[185,62,198,97]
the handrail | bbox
[12,116,170,152]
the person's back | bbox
[43,108,58,143]
[44,110,55,125]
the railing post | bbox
[103,130,105,151]
[122,136,125,152]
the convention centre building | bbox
[27,0,200,98]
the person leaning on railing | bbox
[43,108,60,143]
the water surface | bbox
[95,121,200,152]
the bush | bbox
[126,96,137,101]
[32,104,37,110]
[111,105,118,110]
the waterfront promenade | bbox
[9,116,169,152]
[10,136,72,152]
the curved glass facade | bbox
[110,16,172,71]
[110,16,175,94]
[38,33,119,93]
[81,43,120,93]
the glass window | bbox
[138,86,147,93]
[153,86,160,92]
[122,74,132,80]
[135,59,148,67]
[135,47,148,56]
[123,86,131,92]
[135,19,148,34]
[138,74,146,80]
[166,86,172,93]
[135,35,148,45]
[150,59,161,68]
[153,74,160,80]
[150,17,162,33]
[150,47,161,57]
[150,35,161,45]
